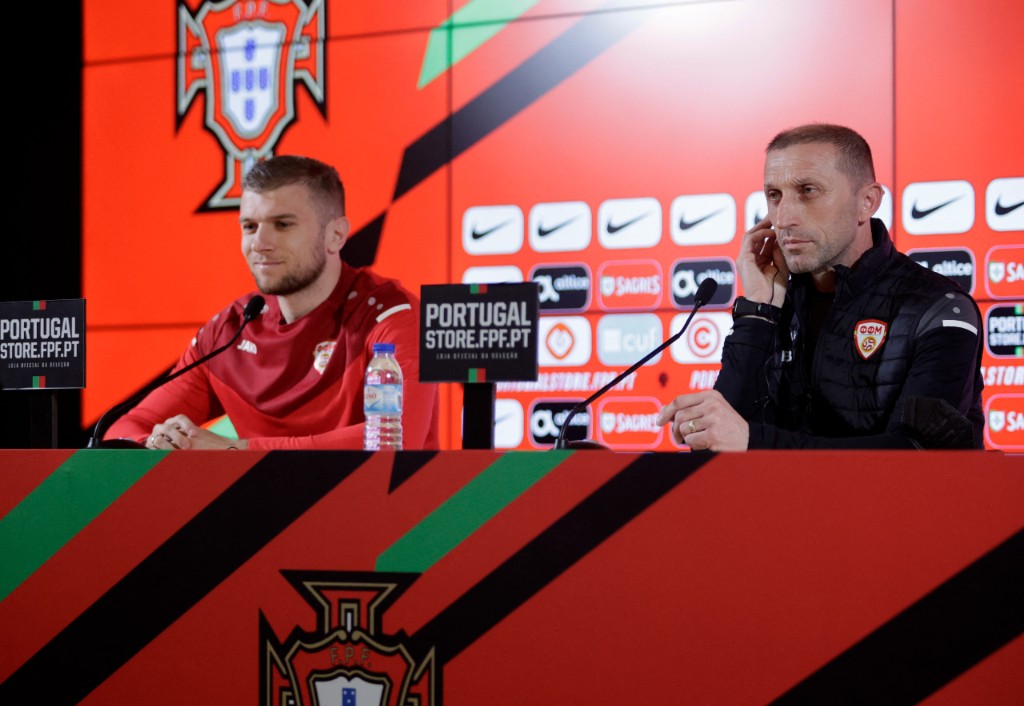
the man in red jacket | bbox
[106,156,439,450]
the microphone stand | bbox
[554,281,717,449]
[86,296,265,448]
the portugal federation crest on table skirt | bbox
[260,572,435,706]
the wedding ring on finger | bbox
[687,420,696,435]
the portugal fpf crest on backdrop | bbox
[177,0,327,210]
[261,572,436,706]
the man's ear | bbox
[859,182,883,224]
[326,216,350,254]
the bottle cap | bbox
[372,343,395,355]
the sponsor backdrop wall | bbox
[83,0,1023,451]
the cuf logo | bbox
[260,572,436,705]
[177,0,327,210]
[855,319,888,360]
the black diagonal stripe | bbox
[771,528,1024,706]
[388,450,439,493]
[345,5,644,266]
[407,451,715,662]
[0,451,370,704]
[392,7,645,202]
[341,211,385,268]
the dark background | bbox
[1,6,83,447]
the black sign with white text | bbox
[670,258,735,308]
[986,305,1024,358]
[0,299,86,390]
[529,399,589,447]
[420,283,539,382]
[907,247,976,293]
[530,264,591,312]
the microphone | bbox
[87,295,266,448]
[553,278,718,449]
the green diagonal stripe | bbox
[0,450,167,601]
[206,414,239,440]
[418,0,542,88]
[376,450,571,572]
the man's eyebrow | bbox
[765,173,818,189]
[239,212,299,223]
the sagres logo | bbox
[984,245,1024,299]
[538,316,591,366]
[596,397,663,449]
[984,394,1024,451]
[177,0,326,210]
[596,260,662,310]
[260,572,435,706]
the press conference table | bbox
[1,449,1021,705]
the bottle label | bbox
[364,383,402,414]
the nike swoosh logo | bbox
[537,215,579,237]
[911,196,961,220]
[606,212,650,234]
[470,219,513,240]
[678,208,723,230]
[994,196,1024,216]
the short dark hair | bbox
[767,124,876,186]
[242,155,346,221]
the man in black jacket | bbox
[658,124,984,450]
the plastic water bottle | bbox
[363,343,403,450]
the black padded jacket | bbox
[715,219,985,449]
